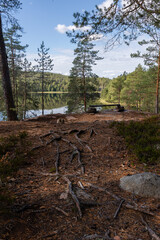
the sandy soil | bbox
[0,111,160,240]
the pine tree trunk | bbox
[82,59,86,112]
[42,71,44,115]
[0,14,18,121]
[155,48,160,114]
[24,68,27,119]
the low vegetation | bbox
[111,116,160,164]
[0,131,28,178]
[0,131,29,210]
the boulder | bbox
[120,172,160,198]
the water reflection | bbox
[0,93,68,121]
[25,106,68,119]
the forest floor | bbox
[0,110,160,240]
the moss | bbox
[111,117,160,164]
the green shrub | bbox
[111,117,160,164]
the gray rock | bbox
[120,172,160,198]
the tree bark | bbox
[155,48,160,114]
[41,70,44,115]
[0,14,18,121]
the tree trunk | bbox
[24,67,27,119]
[82,58,86,112]
[0,14,18,121]
[42,70,44,115]
[155,48,160,114]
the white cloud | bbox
[98,0,113,10]
[55,24,91,34]
[89,33,104,41]
[25,38,146,79]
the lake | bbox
[0,92,100,121]
[0,93,68,121]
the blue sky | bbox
[13,0,145,78]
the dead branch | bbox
[85,182,158,218]
[125,203,156,217]
[31,205,68,216]
[78,181,85,189]
[114,199,125,219]
[90,128,97,138]
[62,138,85,174]
[62,138,77,150]
[86,182,120,201]
[31,145,44,151]
[141,216,160,240]
[82,234,113,240]
[39,172,81,178]
[39,130,53,139]
[75,132,87,146]
[59,149,71,154]
[76,131,92,152]
[52,205,69,217]
[46,135,61,145]
[70,150,78,163]
[42,231,59,239]
[63,177,82,218]
[68,129,79,134]
[41,157,46,167]
[76,150,85,174]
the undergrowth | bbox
[0,131,29,209]
[110,116,160,164]
[0,131,28,178]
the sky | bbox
[11,0,146,78]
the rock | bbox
[120,172,160,198]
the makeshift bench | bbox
[88,104,125,113]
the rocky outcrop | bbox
[120,172,160,198]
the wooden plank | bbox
[89,104,120,108]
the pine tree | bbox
[131,34,160,113]
[4,24,28,103]
[20,58,34,119]
[0,0,21,120]
[35,41,54,115]
[106,72,126,104]
[68,39,102,112]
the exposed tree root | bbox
[63,177,82,218]
[85,182,159,218]
[141,216,160,240]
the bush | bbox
[111,117,160,164]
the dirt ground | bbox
[0,110,160,240]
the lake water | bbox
[0,93,68,121]
[25,106,68,118]
[0,106,68,121]
[0,92,100,121]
